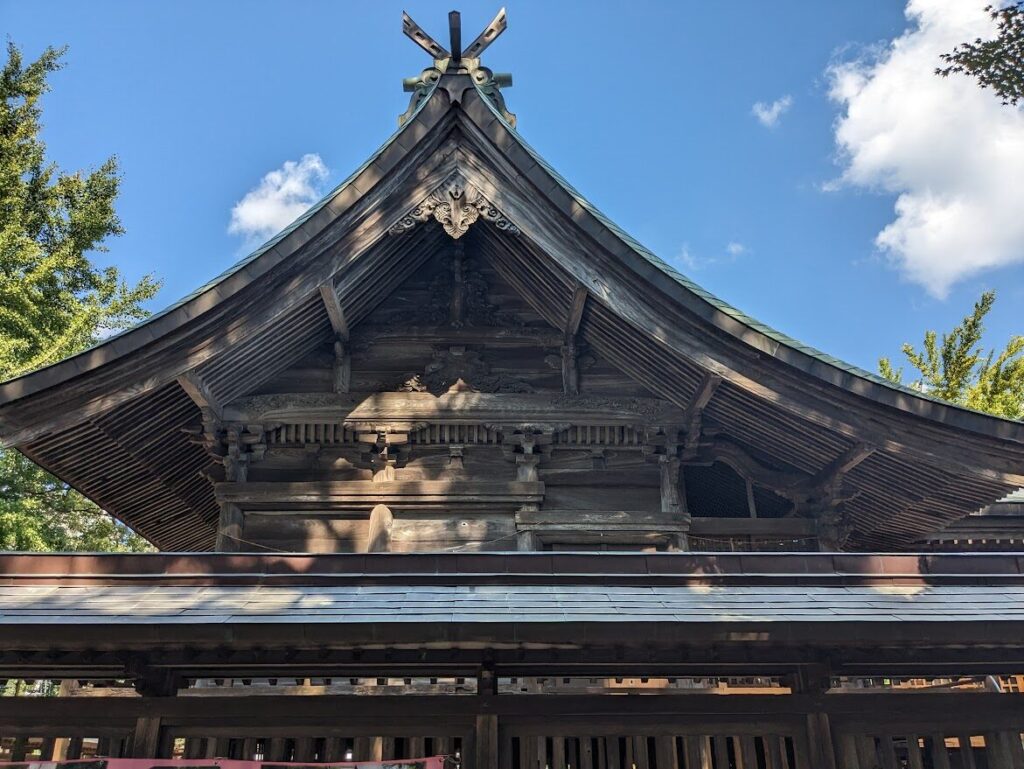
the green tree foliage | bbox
[879,291,1024,420]
[0,42,160,551]
[937,2,1024,106]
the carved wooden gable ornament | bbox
[388,173,520,240]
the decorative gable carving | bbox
[389,173,519,240]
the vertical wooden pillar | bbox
[52,737,70,761]
[474,660,499,769]
[39,737,55,761]
[806,712,839,769]
[10,736,27,762]
[660,453,691,550]
[366,504,394,552]
[928,736,952,769]
[408,736,425,759]
[516,529,538,551]
[241,737,258,760]
[67,736,84,760]
[129,716,163,759]
[333,339,351,393]
[216,503,244,552]
[268,737,288,761]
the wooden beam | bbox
[807,443,875,490]
[694,437,808,491]
[559,285,589,395]
[217,480,545,512]
[356,326,562,347]
[225,392,684,428]
[176,371,222,419]
[564,284,589,341]
[682,372,722,425]
[688,517,817,538]
[681,373,722,457]
[319,282,350,341]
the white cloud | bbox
[678,243,697,270]
[752,95,793,127]
[827,0,1024,298]
[228,154,329,244]
[676,242,749,271]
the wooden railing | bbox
[2,692,1023,769]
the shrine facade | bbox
[1,10,1023,769]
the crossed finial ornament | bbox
[399,8,515,126]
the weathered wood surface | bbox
[216,480,545,511]
[224,392,684,427]
[515,510,688,531]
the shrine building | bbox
[1,10,1023,769]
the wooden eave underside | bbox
[0,78,1023,550]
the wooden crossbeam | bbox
[319,282,350,341]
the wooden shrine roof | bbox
[0,47,1023,549]
[1,553,1023,663]
[5,581,1024,628]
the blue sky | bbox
[5,0,1024,377]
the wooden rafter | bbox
[319,281,352,394]
[564,284,588,342]
[319,281,350,341]
[681,372,722,458]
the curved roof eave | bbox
[466,82,1024,443]
[0,83,443,407]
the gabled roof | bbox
[2,67,1023,550]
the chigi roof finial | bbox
[400,8,515,127]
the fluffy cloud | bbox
[752,95,793,127]
[827,0,1024,298]
[228,154,329,244]
[725,241,747,256]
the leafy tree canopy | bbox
[938,2,1024,106]
[880,291,1024,420]
[0,42,159,551]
